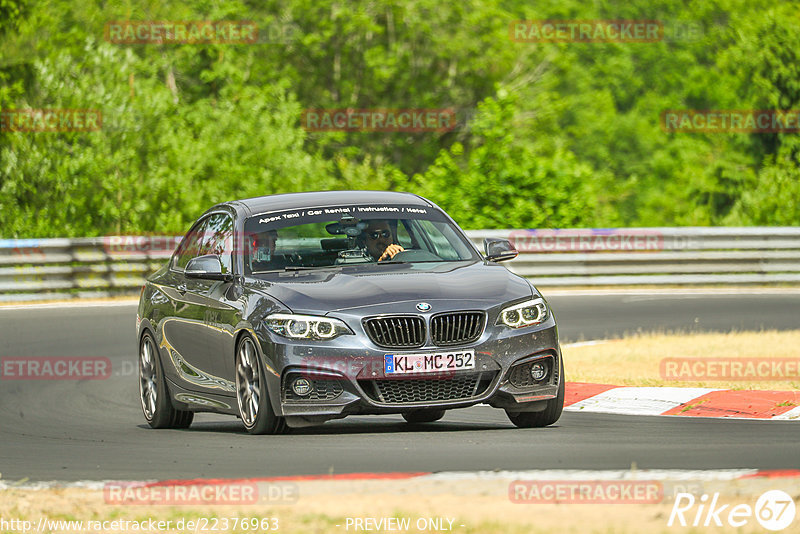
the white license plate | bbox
[384,350,475,375]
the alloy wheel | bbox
[236,337,261,427]
[139,336,157,420]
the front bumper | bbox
[257,315,561,427]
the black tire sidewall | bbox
[506,358,565,428]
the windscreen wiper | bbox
[283,265,341,271]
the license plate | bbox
[384,350,475,375]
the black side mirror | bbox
[185,255,233,281]
[484,238,518,262]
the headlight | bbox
[265,313,352,340]
[497,298,548,328]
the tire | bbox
[402,409,446,424]
[235,335,285,435]
[506,359,565,428]
[139,331,194,429]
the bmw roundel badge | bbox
[416,302,432,312]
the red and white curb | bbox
[565,382,800,420]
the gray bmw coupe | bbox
[137,191,563,434]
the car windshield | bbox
[243,204,478,273]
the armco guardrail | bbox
[0,237,178,302]
[1,227,799,301]
[466,227,800,286]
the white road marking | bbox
[565,386,721,416]
[774,406,800,420]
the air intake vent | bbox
[283,376,343,401]
[359,372,496,404]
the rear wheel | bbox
[506,360,564,428]
[139,332,194,429]
[402,409,446,424]
[235,335,285,435]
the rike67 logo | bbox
[668,490,796,531]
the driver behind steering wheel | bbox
[363,219,404,261]
[248,229,279,272]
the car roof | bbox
[220,190,434,217]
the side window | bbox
[199,213,234,273]
[396,221,413,248]
[172,218,210,271]
[415,220,461,260]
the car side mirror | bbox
[185,255,233,281]
[484,238,518,262]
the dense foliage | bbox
[1,0,798,237]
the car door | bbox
[194,212,239,389]
[159,215,229,394]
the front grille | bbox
[364,316,426,348]
[283,377,343,401]
[431,312,484,346]
[508,356,554,388]
[360,372,495,404]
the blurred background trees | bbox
[1,0,797,237]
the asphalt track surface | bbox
[1,292,799,482]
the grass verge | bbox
[563,330,800,390]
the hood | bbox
[251,261,533,314]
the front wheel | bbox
[235,335,286,435]
[506,360,564,428]
[139,332,193,429]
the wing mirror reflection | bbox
[185,254,234,281]
[483,238,518,262]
